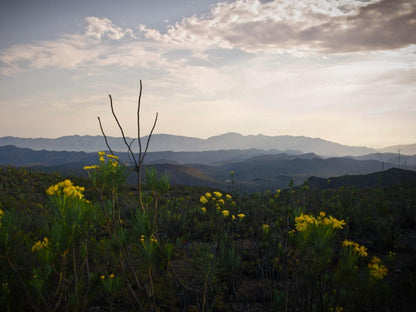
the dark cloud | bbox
[174,0,416,53]
[313,0,416,52]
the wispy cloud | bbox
[0,17,148,76]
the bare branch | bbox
[137,80,143,157]
[97,116,117,156]
[140,112,159,165]
[109,94,139,168]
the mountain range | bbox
[3,132,414,156]
[1,145,415,192]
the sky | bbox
[0,0,415,148]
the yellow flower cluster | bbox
[198,191,244,221]
[213,191,223,198]
[100,273,115,280]
[294,212,346,232]
[84,152,119,170]
[46,180,85,199]
[368,256,388,279]
[140,234,158,243]
[200,196,208,204]
[222,210,230,217]
[32,237,49,252]
[342,240,368,257]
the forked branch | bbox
[97,80,158,210]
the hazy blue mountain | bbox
[1,145,414,192]
[352,153,416,168]
[0,145,295,167]
[0,132,379,156]
[378,143,416,155]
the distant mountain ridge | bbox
[1,145,415,191]
[0,132,383,156]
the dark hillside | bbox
[306,167,416,189]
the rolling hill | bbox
[305,168,416,189]
[1,145,414,191]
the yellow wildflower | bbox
[213,191,223,198]
[368,262,388,279]
[201,207,207,213]
[329,216,346,229]
[295,213,305,223]
[226,194,232,200]
[237,213,245,219]
[205,192,211,198]
[109,273,115,279]
[295,221,308,232]
[262,224,270,230]
[32,237,49,252]
[222,210,230,217]
[217,199,225,206]
[342,240,355,247]
[319,211,326,218]
[107,154,119,159]
[99,156,105,162]
[304,215,315,224]
[322,217,332,225]
[370,256,381,264]
[32,241,43,252]
[354,245,368,257]
[100,275,105,280]
[232,215,236,220]
[200,196,208,204]
[98,151,105,156]
[46,180,85,199]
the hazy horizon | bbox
[2,131,415,150]
[1,0,415,148]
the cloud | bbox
[2,0,415,76]
[0,35,106,75]
[140,0,416,53]
[0,25,165,76]
[85,16,134,40]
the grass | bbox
[0,159,415,311]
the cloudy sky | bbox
[0,0,415,148]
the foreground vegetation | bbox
[0,154,415,312]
